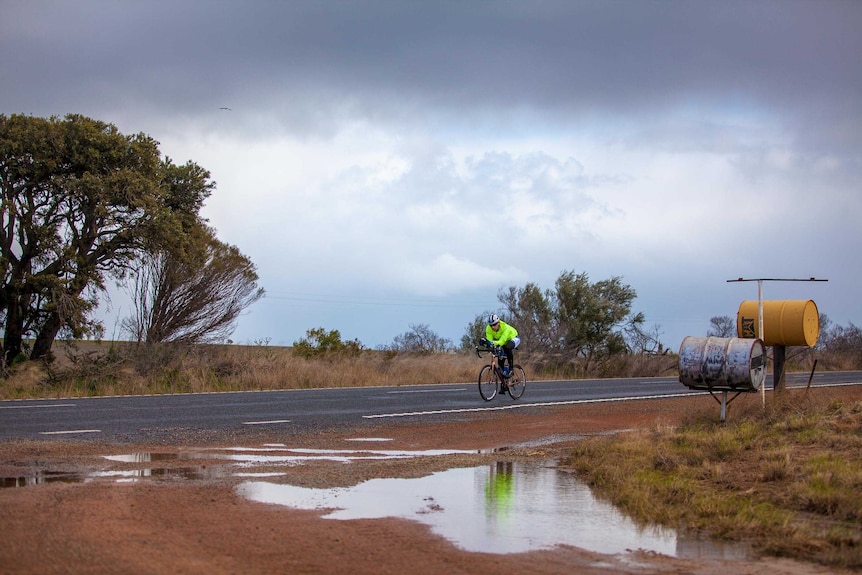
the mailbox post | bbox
[728,278,826,394]
[736,299,820,391]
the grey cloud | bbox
[4,1,860,143]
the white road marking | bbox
[387,388,466,394]
[242,420,291,425]
[345,437,393,442]
[0,404,75,409]
[39,429,101,435]
[365,382,862,419]
[364,392,707,419]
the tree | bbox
[460,312,495,350]
[0,114,213,365]
[707,315,736,338]
[468,270,650,370]
[818,314,862,353]
[498,283,557,349]
[292,328,364,358]
[625,322,667,355]
[389,323,453,353]
[554,271,644,368]
[124,227,264,344]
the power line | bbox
[262,293,493,309]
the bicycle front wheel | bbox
[478,365,498,401]
[507,365,527,399]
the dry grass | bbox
[788,346,862,373]
[563,389,862,569]
[0,340,683,399]
[0,341,858,400]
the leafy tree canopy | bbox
[467,270,653,369]
[0,114,214,364]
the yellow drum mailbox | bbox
[736,300,819,347]
[679,336,766,391]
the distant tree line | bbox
[293,324,456,356]
[818,316,862,353]
[384,323,455,353]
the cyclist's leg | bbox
[506,337,521,373]
[502,341,515,372]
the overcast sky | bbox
[2,0,860,351]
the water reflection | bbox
[1,446,475,488]
[238,461,749,558]
[103,447,474,466]
[1,471,80,488]
[89,466,231,482]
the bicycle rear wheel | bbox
[478,365,498,401]
[507,365,527,399]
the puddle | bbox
[88,466,231,482]
[101,446,474,467]
[0,446,751,560]
[237,461,750,559]
[1,471,81,488]
[0,446,474,487]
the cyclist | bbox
[485,314,520,377]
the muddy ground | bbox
[0,391,856,575]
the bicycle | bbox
[475,340,527,401]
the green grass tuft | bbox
[564,393,862,568]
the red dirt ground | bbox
[0,391,857,575]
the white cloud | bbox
[398,253,518,297]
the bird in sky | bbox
[219,107,232,111]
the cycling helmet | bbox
[488,313,500,326]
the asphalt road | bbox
[1,371,861,442]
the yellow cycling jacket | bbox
[485,320,518,347]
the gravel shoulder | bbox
[0,393,855,575]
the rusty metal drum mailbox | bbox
[678,336,766,391]
[736,299,819,347]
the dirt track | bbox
[0,392,855,575]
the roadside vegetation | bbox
[0,337,681,399]
[0,330,859,400]
[563,389,862,569]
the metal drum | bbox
[678,336,766,391]
[737,299,819,347]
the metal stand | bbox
[708,390,745,423]
[773,344,786,392]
